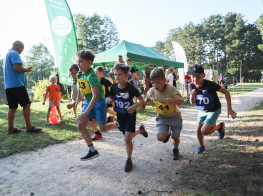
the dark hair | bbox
[150,67,165,81]
[113,63,130,74]
[77,49,95,62]
[145,71,150,78]
[124,58,130,63]
[135,69,139,72]
[69,64,79,72]
[95,66,104,73]
[118,55,122,57]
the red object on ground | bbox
[50,104,60,124]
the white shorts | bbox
[49,100,60,107]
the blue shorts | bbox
[117,112,136,135]
[197,108,221,126]
[81,98,107,125]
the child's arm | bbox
[218,87,237,119]
[189,89,197,105]
[76,86,99,123]
[127,95,145,113]
[139,97,151,111]
[42,92,48,105]
[165,98,184,106]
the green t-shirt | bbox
[77,68,105,101]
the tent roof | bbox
[93,40,184,70]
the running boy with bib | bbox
[67,50,118,161]
[106,63,148,172]
[140,67,184,160]
[188,65,237,154]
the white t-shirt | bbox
[167,73,174,85]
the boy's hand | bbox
[190,89,197,96]
[139,103,146,111]
[42,101,45,105]
[67,104,73,109]
[106,97,113,104]
[165,98,174,104]
[228,109,237,119]
[127,105,137,113]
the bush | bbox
[32,79,49,101]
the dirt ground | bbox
[0,89,263,196]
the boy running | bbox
[140,67,184,160]
[188,65,237,154]
[106,63,148,172]
[67,50,118,161]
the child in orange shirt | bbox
[43,75,63,125]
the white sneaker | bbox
[45,120,50,125]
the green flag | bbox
[45,0,77,86]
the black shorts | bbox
[6,86,31,109]
[117,112,136,135]
[220,80,224,84]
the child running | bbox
[67,49,118,161]
[140,67,184,160]
[89,66,117,141]
[43,75,63,124]
[68,63,79,118]
[187,65,237,154]
[106,63,148,172]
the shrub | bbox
[32,79,49,101]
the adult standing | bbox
[166,68,174,85]
[172,67,178,88]
[3,41,42,134]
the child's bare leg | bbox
[99,122,117,132]
[157,133,167,142]
[171,135,180,149]
[197,124,205,147]
[124,132,133,158]
[46,107,52,121]
[201,123,221,136]
[77,118,92,146]
[88,118,99,133]
[56,106,62,120]
[131,129,141,140]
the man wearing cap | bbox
[188,65,236,154]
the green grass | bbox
[218,82,263,97]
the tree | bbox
[257,15,263,50]
[74,13,119,52]
[24,43,55,88]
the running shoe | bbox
[196,145,205,154]
[91,134,102,141]
[172,148,181,160]
[124,159,133,172]
[45,120,50,125]
[139,124,148,138]
[80,150,100,161]
[163,133,171,143]
[217,122,225,139]
[107,116,114,124]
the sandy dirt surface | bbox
[1,88,263,196]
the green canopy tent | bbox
[93,40,184,70]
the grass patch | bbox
[178,99,263,195]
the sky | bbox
[0,0,262,59]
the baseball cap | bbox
[187,65,204,75]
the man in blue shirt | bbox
[4,41,42,134]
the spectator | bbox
[107,68,115,80]
[167,68,174,85]
[3,40,42,134]
[219,73,224,87]
[210,71,215,82]
[172,67,179,89]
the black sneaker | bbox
[163,134,171,143]
[217,122,225,139]
[124,159,133,172]
[80,150,100,161]
[172,148,181,160]
[139,124,148,138]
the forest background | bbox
[0,12,263,96]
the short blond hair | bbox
[49,75,57,81]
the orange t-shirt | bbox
[46,85,61,101]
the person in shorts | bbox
[67,49,118,161]
[43,75,63,124]
[188,65,237,154]
[141,67,184,160]
[4,40,42,134]
[106,63,148,172]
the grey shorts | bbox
[156,114,182,138]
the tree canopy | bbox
[154,13,263,81]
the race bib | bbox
[195,93,214,111]
[114,97,133,114]
[155,100,175,115]
[78,79,91,95]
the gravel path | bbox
[1,88,263,196]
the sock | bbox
[127,158,132,161]
[116,122,120,127]
[95,131,101,135]
[88,144,95,152]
